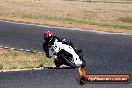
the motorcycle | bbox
[49,39,86,68]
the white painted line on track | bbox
[38,52,43,54]
[19,49,24,51]
[10,48,15,50]
[0,67,44,73]
[0,20,132,36]
[4,47,9,49]
[0,46,3,48]
[25,50,30,52]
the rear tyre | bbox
[79,54,86,68]
[81,60,86,68]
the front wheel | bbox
[60,52,77,69]
[54,60,62,68]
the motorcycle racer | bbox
[43,31,86,68]
[43,31,77,58]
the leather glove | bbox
[46,54,51,58]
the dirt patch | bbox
[118,17,132,24]
[0,0,132,26]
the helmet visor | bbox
[44,36,52,42]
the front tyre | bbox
[54,60,61,68]
[60,52,77,69]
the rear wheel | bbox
[81,60,86,68]
[79,53,86,68]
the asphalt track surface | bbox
[0,20,132,88]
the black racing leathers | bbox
[43,36,75,58]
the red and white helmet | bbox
[43,31,53,42]
[43,31,52,37]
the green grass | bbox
[90,22,132,30]
[0,12,132,30]
[46,17,132,30]
[0,64,3,70]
